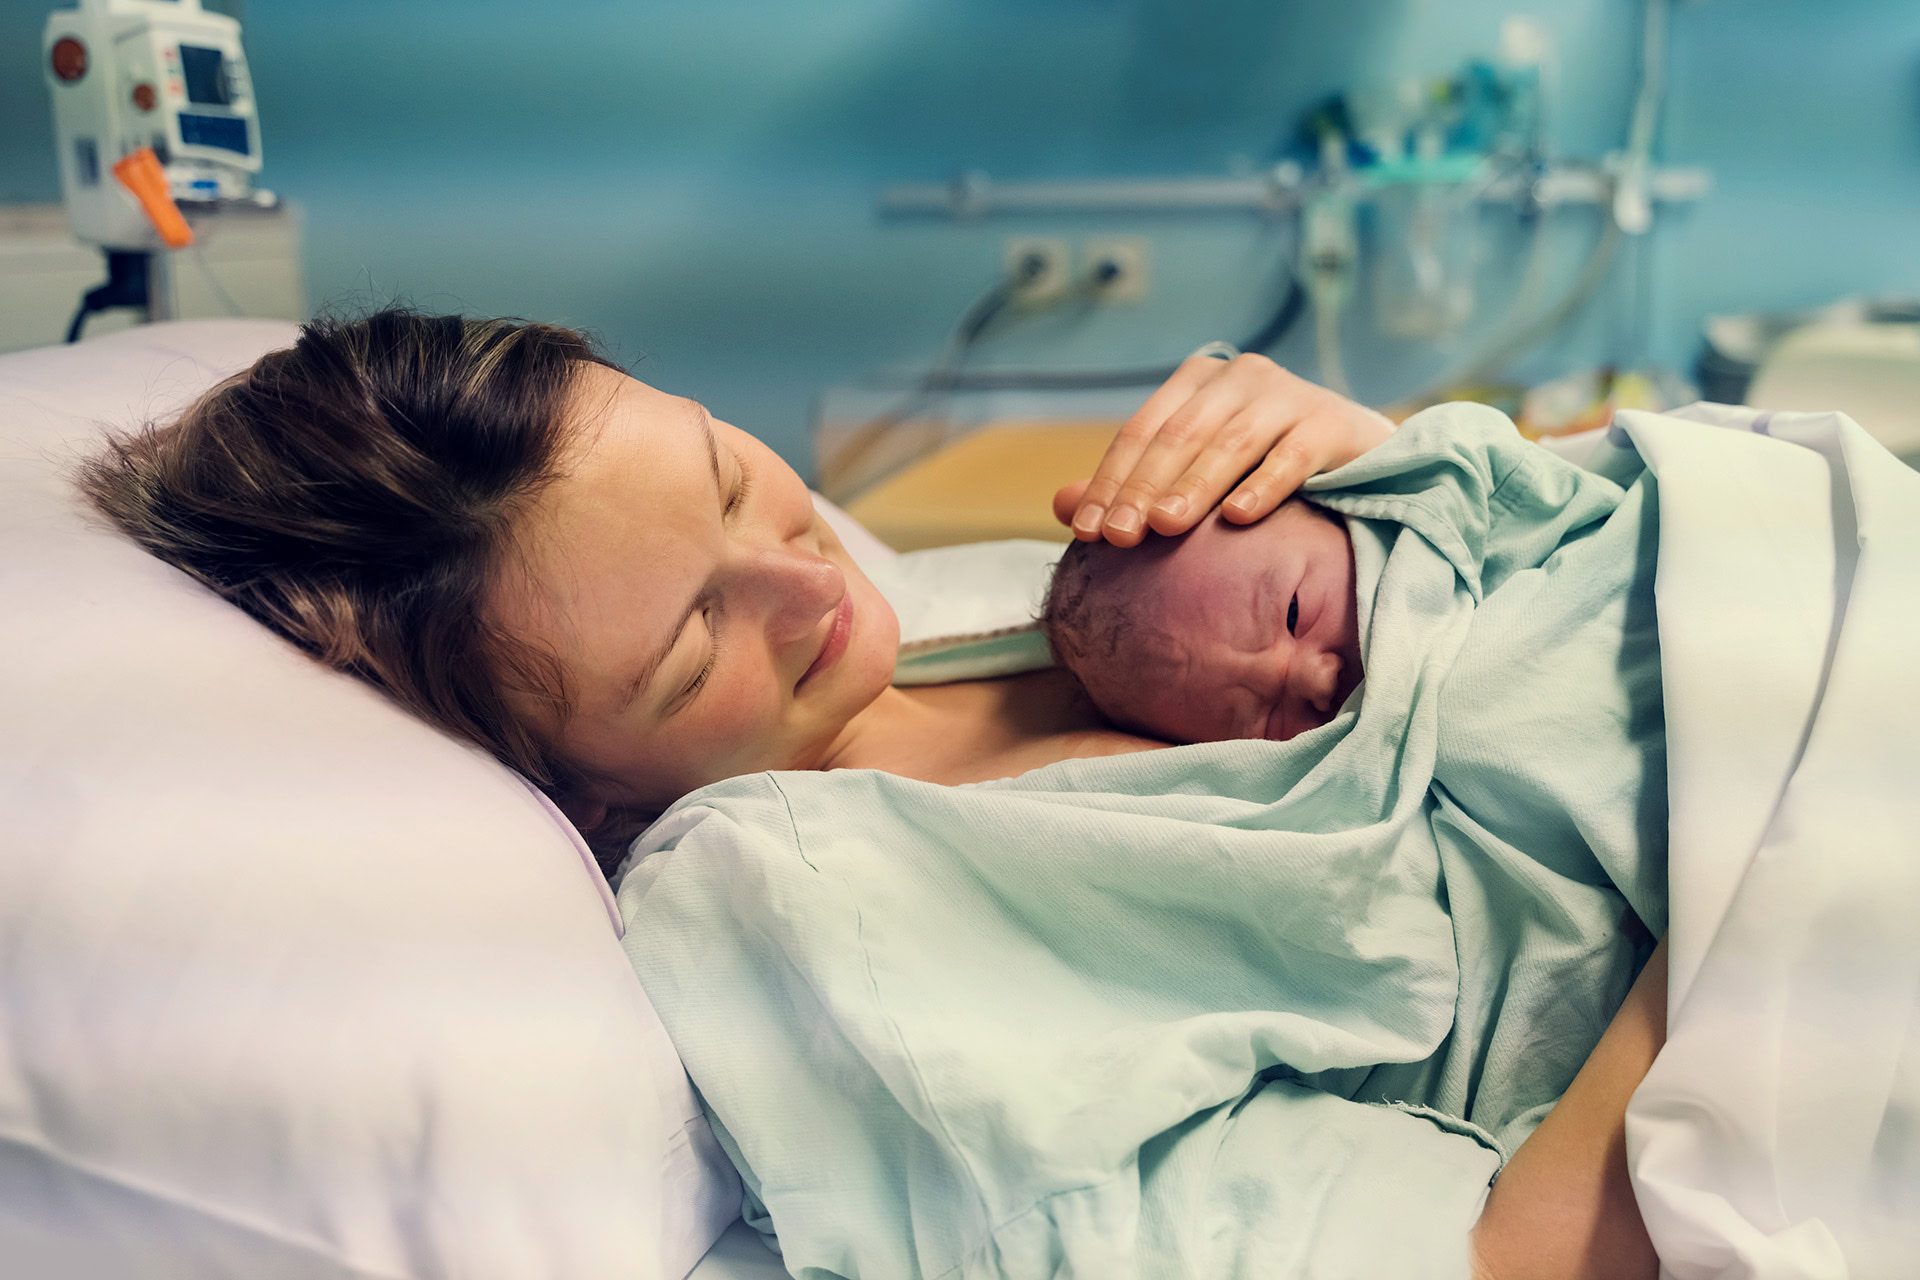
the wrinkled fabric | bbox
[619,406,1667,1279]
[1609,404,1920,1280]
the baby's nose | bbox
[1298,651,1342,713]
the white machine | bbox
[1749,321,1920,467]
[43,0,269,338]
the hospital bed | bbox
[830,420,1116,551]
[5,321,1916,1280]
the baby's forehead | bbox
[1120,519,1286,596]
[1082,575,1239,666]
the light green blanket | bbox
[619,405,1666,1279]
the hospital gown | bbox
[617,405,1667,1279]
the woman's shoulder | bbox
[618,772,798,872]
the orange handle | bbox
[112,147,193,249]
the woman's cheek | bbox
[719,680,774,758]
[858,583,901,672]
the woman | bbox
[81,309,1662,1279]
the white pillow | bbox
[813,491,897,566]
[0,321,738,1279]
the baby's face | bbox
[1088,501,1364,744]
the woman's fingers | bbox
[1055,350,1394,545]
[1064,354,1233,541]
[1094,373,1262,545]
[1051,477,1092,526]
[1142,392,1336,535]
[1219,401,1394,523]
[1217,418,1336,523]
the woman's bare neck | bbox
[826,668,1166,787]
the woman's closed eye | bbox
[679,460,751,707]
[683,612,719,702]
[725,458,752,517]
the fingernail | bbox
[1225,489,1259,517]
[1073,503,1107,536]
[1151,495,1187,521]
[1106,506,1142,536]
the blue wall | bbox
[4,0,1916,470]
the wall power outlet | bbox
[1084,236,1149,304]
[1002,237,1072,305]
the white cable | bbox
[1625,0,1669,164]
[1614,0,1669,235]
[1314,294,1352,398]
[189,240,245,317]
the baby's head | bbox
[1042,498,1364,744]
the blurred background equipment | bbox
[42,0,277,341]
[3,0,1915,498]
[830,0,1716,549]
[1746,312,1920,467]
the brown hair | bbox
[76,307,635,867]
[1041,534,1165,739]
[1040,535,1139,695]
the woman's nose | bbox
[739,544,845,644]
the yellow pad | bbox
[842,421,1120,550]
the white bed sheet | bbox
[1615,404,1920,1278]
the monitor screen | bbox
[178,45,231,107]
[178,112,249,156]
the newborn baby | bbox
[1043,498,1365,744]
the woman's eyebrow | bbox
[689,402,724,508]
[613,403,726,714]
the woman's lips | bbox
[798,592,852,689]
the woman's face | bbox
[490,364,900,817]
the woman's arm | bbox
[1053,352,1395,546]
[1470,938,1669,1280]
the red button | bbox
[50,37,87,82]
[132,82,157,112]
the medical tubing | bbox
[1613,0,1669,234]
[1625,1,1668,167]
[1502,200,1557,341]
[821,269,1308,496]
[1404,0,1664,400]
[915,275,1307,392]
[1414,214,1622,399]
[1313,291,1353,399]
[190,241,246,317]
[814,272,1027,494]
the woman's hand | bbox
[1052,352,1395,547]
